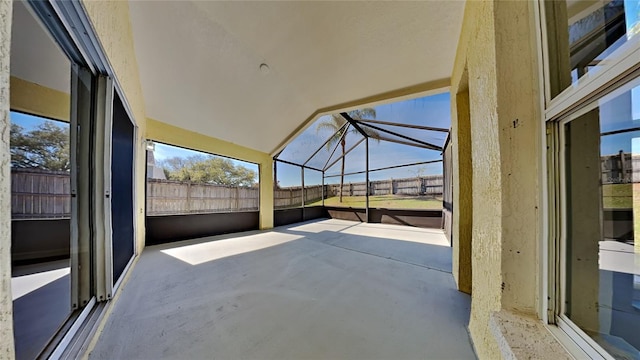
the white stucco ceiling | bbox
[11,0,70,93]
[128,1,464,154]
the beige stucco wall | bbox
[451,82,472,295]
[10,76,70,121]
[493,0,540,314]
[0,1,15,358]
[451,1,543,358]
[452,2,503,356]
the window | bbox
[545,0,640,100]
[559,81,640,357]
[10,1,75,357]
[10,112,73,360]
[544,1,640,358]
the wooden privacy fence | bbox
[11,169,71,219]
[274,185,324,209]
[11,169,443,217]
[10,169,261,218]
[275,176,444,208]
[146,179,259,215]
[326,175,443,197]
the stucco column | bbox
[494,0,541,313]
[0,0,15,358]
[452,1,544,358]
[259,159,274,229]
[452,83,472,295]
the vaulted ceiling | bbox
[128,1,465,154]
[9,1,464,154]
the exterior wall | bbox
[493,0,540,315]
[146,119,274,229]
[451,1,546,358]
[0,1,15,358]
[442,138,454,245]
[10,76,70,121]
[451,83,472,294]
[452,3,502,356]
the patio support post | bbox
[322,171,325,207]
[365,137,370,223]
[301,166,305,220]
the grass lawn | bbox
[307,195,442,210]
[602,183,632,208]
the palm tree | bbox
[316,108,378,202]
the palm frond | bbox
[348,108,376,120]
[315,122,340,132]
[316,115,348,151]
[362,127,381,142]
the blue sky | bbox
[599,83,640,155]
[276,92,451,187]
[10,111,67,131]
[152,142,259,176]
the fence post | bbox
[301,166,305,211]
[186,181,192,213]
[235,187,239,211]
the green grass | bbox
[602,183,632,208]
[307,195,442,210]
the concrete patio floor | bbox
[88,219,476,359]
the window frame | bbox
[539,1,640,359]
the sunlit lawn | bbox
[307,195,442,210]
[603,183,638,243]
[603,183,632,208]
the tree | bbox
[316,109,379,202]
[412,166,427,178]
[160,155,257,187]
[10,121,70,171]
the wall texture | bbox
[451,1,546,358]
[453,3,503,357]
[0,1,15,358]
[10,76,70,121]
[494,0,541,314]
[452,82,472,294]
